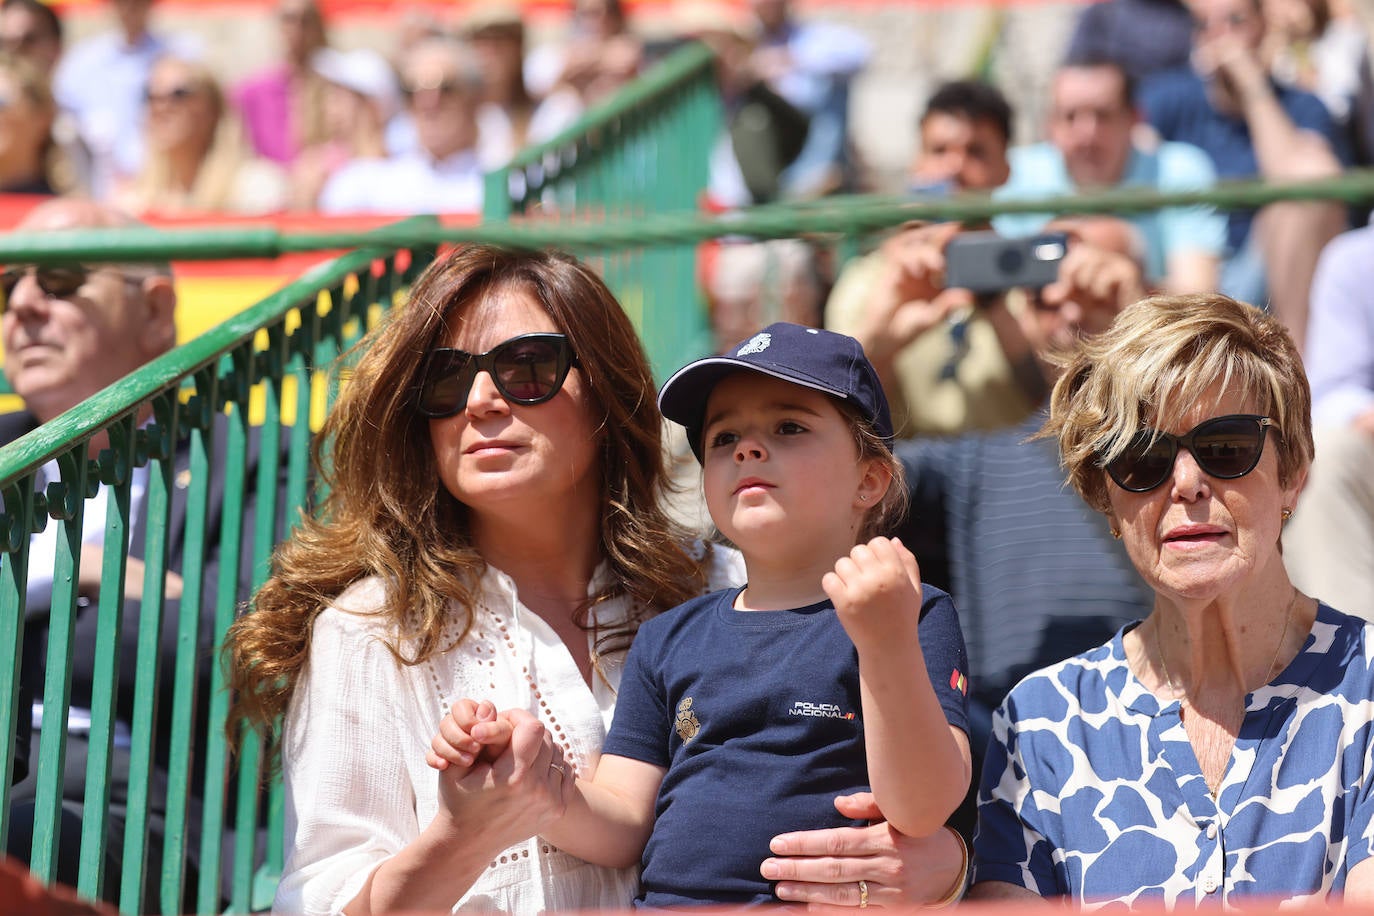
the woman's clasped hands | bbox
[426,699,571,842]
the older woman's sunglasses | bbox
[416,333,579,417]
[1105,414,1276,493]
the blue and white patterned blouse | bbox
[974,603,1374,906]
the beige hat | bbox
[458,2,524,37]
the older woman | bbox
[972,293,1374,904]
[226,245,969,914]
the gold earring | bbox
[1110,527,1121,539]
[1282,506,1293,521]
[858,494,868,502]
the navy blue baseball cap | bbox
[659,322,894,461]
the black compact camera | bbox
[944,230,1069,296]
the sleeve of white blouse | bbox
[273,606,418,916]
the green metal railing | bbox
[0,235,435,914]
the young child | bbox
[429,322,971,906]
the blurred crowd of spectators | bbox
[0,0,879,217]
[2,0,1372,219]
[0,0,634,216]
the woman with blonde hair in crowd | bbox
[226,244,973,914]
[113,54,286,215]
[0,52,78,195]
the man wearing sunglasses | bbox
[320,36,484,215]
[1,198,279,912]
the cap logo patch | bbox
[735,332,771,357]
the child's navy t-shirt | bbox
[601,584,970,906]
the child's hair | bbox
[838,400,908,541]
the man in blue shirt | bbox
[1138,0,1348,352]
[995,57,1225,293]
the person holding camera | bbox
[824,80,1015,438]
[827,216,1144,438]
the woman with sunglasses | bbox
[226,244,970,914]
[971,293,1374,905]
[112,55,286,216]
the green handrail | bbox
[0,229,425,915]
[3,170,1374,264]
[482,40,718,219]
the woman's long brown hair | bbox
[225,246,709,751]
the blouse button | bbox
[1202,875,1219,894]
[1205,822,1218,840]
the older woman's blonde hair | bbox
[1041,293,1313,515]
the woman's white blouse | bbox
[273,548,745,915]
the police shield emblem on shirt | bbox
[674,697,700,743]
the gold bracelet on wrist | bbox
[924,826,969,909]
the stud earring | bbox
[858,494,868,502]
[1282,506,1293,521]
[1110,527,1121,539]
